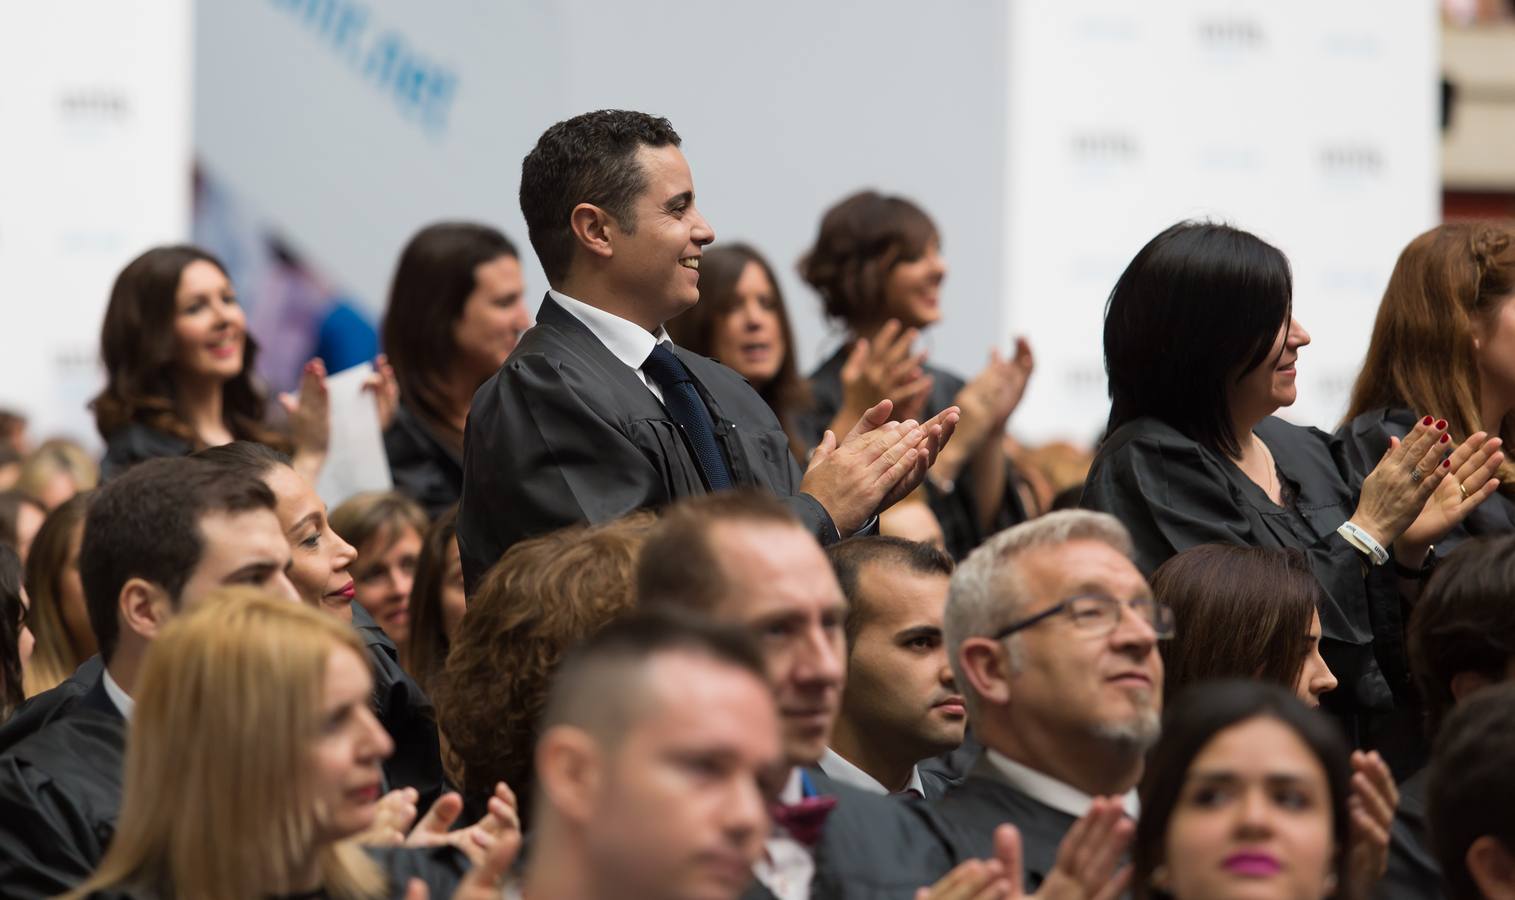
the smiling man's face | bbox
[606,143,715,330]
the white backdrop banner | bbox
[0,1,193,447]
[1002,1,1440,443]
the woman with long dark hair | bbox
[382,222,530,516]
[1082,221,1503,767]
[665,243,817,459]
[799,191,1033,559]
[93,245,336,483]
[1340,222,1515,554]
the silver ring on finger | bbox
[1458,480,1469,501]
[1410,468,1423,483]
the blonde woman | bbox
[64,591,517,900]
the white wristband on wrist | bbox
[1337,521,1389,566]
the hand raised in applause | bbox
[834,319,934,429]
[801,398,959,535]
[279,357,330,484]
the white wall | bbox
[0,0,193,446]
[193,0,1012,393]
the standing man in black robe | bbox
[459,110,957,589]
[0,458,301,899]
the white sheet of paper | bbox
[315,362,394,508]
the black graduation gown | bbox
[926,754,1081,893]
[0,655,100,755]
[384,403,464,519]
[100,423,192,482]
[1377,767,1441,900]
[458,295,841,591]
[1338,407,1515,556]
[1081,416,1409,734]
[0,673,125,900]
[353,605,447,809]
[803,346,1027,560]
[738,768,954,900]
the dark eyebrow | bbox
[1188,769,1315,786]
[226,560,280,584]
[664,191,693,209]
[895,625,941,644]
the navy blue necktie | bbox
[641,342,734,491]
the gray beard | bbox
[1091,708,1161,753]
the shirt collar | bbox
[984,748,1139,819]
[818,747,924,796]
[102,668,135,721]
[549,289,670,371]
[780,766,805,804]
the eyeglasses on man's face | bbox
[990,594,1175,642]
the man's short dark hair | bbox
[519,109,682,285]
[541,609,767,746]
[1427,681,1515,900]
[636,489,802,614]
[827,536,953,647]
[1408,535,1515,736]
[80,457,277,663]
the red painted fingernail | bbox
[1443,459,1451,468]
[1441,434,1450,444]
[1423,416,1434,426]
[1436,419,1448,430]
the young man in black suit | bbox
[0,458,301,899]
[458,110,957,590]
[519,613,783,900]
[822,536,965,799]
[935,509,1165,891]
[637,491,958,900]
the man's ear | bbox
[118,577,173,644]
[1467,835,1515,900]
[569,203,616,262]
[960,637,1013,708]
[535,725,603,825]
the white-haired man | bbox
[929,510,1170,891]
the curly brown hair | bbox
[798,190,938,329]
[431,512,654,824]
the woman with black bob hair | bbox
[1134,680,1355,900]
[382,222,529,517]
[1082,221,1502,762]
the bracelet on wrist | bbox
[1337,521,1389,566]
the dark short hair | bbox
[1104,222,1293,458]
[519,110,682,285]
[1409,535,1515,736]
[383,222,519,440]
[636,489,802,614]
[1153,545,1322,704]
[1427,681,1515,900]
[80,457,277,663]
[799,190,939,327]
[542,608,767,746]
[192,440,291,478]
[1133,680,1352,900]
[827,535,953,647]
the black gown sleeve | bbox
[457,353,667,591]
[99,424,192,482]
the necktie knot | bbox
[641,341,692,387]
